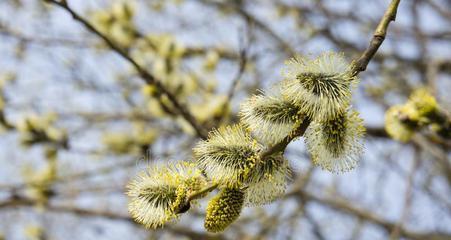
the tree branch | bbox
[286,189,451,240]
[352,0,402,74]
[43,0,208,139]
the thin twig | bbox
[226,39,247,102]
[43,0,208,139]
[260,119,311,160]
[197,0,295,56]
[389,147,420,239]
[188,183,219,202]
[351,0,402,75]
[285,188,451,240]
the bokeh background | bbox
[0,0,450,239]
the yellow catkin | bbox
[281,52,357,121]
[126,162,206,229]
[239,87,303,144]
[385,105,415,142]
[194,124,262,185]
[204,187,245,233]
[406,88,438,120]
[305,110,365,173]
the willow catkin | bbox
[204,187,245,233]
[281,52,357,121]
[304,110,365,173]
[126,162,206,228]
[194,124,261,186]
[240,88,304,144]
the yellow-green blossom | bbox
[244,154,290,206]
[281,52,357,121]
[385,105,415,142]
[204,187,245,233]
[194,124,261,186]
[305,110,365,173]
[126,162,206,229]
[240,88,303,144]
[404,88,438,122]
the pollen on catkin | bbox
[385,105,416,142]
[194,124,261,186]
[244,154,290,206]
[240,88,304,144]
[406,88,438,120]
[204,187,245,233]
[304,109,365,173]
[281,52,357,121]
[126,161,206,228]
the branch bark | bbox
[351,0,402,75]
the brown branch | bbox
[0,197,223,240]
[260,119,311,159]
[43,0,208,139]
[351,0,402,74]
[286,189,451,240]
[0,111,14,129]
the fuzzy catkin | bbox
[194,124,261,186]
[304,110,365,173]
[240,89,303,144]
[281,52,357,121]
[407,88,438,118]
[194,124,290,205]
[244,154,290,206]
[204,187,245,233]
[126,162,206,228]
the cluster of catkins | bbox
[385,88,450,142]
[126,52,365,232]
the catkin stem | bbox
[174,183,220,214]
[188,183,219,201]
[352,0,402,75]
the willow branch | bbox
[177,0,403,209]
[286,188,451,240]
[262,0,402,158]
[174,183,220,214]
[260,119,311,159]
[43,0,208,139]
[0,111,14,129]
[0,197,222,239]
[351,0,402,75]
[0,22,91,47]
[197,0,295,56]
